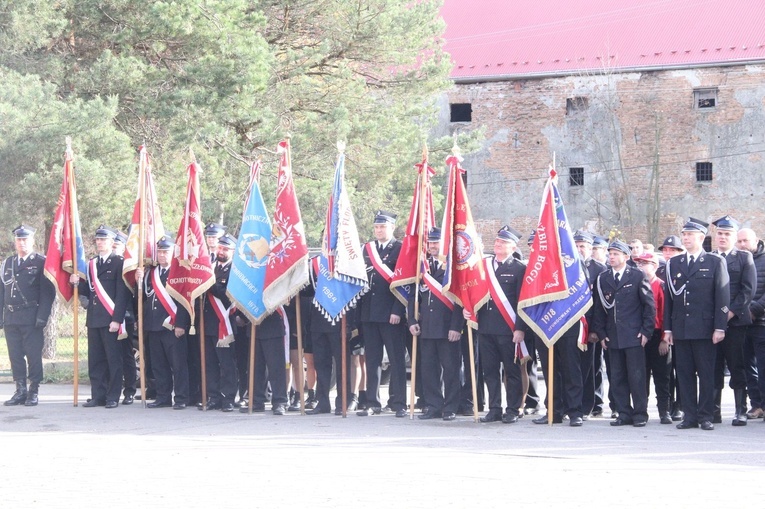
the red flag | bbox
[44,145,87,302]
[123,145,165,289]
[166,160,215,325]
[439,155,489,328]
[390,157,436,305]
[262,139,309,311]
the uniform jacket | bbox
[256,309,286,340]
[663,251,730,340]
[360,238,406,323]
[592,265,655,349]
[0,252,55,326]
[748,240,765,325]
[406,257,464,339]
[79,253,130,328]
[201,261,235,338]
[138,265,182,332]
[713,247,756,327]
[584,258,608,323]
[476,255,528,336]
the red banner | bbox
[166,161,215,325]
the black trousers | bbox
[87,326,124,403]
[121,333,137,397]
[745,325,765,409]
[714,324,747,391]
[363,322,407,411]
[420,337,462,414]
[234,327,251,398]
[523,334,541,410]
[252,336,288,408]
[186,333,201,405]
[608,345,648,422]
[480,333,522,413]
[580,340,596,414]
[149,329,189,405]
[645,329,671,413]
[459,330,485,410]
[203,335,237,404]
[312,330,352,410]
[535,324,584,419]
[4,324,44,383]
[675,339,716,424]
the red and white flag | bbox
[390,155,436,306]
[262,139,309,311]
[440,155,489,329]
[123,145,165,289]
[166,160,215,326]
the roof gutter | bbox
[451,58,765,84]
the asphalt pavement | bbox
[1,383,764,508]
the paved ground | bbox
[1,383,764,508]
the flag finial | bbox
[337,141,346,154]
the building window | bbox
[569,167,584,186]
[450,103,472,122]
[566,97,588,114]
[694,88,717,109]
[696,162,713,182]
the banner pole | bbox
[295,297,306,415]
[248,323,256,414]
[137,148,148,408]
[66,141,80,407]
[548,344,554,426]
[341,314,347,418]
[199,298,207,410]
[468,327,479,423]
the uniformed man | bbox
[592,240,655,427]
[134,235,189,409]
[408,228,465,421]
[243,308,289,415]
[574,230,608,419]
[112,230,138,405]
[1,226,55,406]
[204,223,226,263]
[657,234,685,421]
[470,225,528,424]
[711,215,756,426]
[72,226,131,408]
[657,235,684,283]
[356,210,408,417]
[591,236,609,265]
[664,218,730,430]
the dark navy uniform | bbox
[359,231,407,413]
[581,256,608,416]
[407,255,465,418]
[665,220,730,428]
[593,250,655,425]
[1,226,55,406]
[79,243,131,406]
[251,309,288,412]
[139,263,189,408]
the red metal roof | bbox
[442,0,765,80]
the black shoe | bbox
[633,420,647,427]
[273,404,287,416]
[221,402,235,412]
[502,413,520,424]
[239,403,265,414]
[671,410,684,422]
[357,407,381,416]
[82,399,104,408]
[676,420,699,429]
[122,394,134,405]
[173,403,187,410]
[24,393,39,407]
[305,389,318,410]
[732,415,748,427]
[307,406,331,415]
[610,411,618,419]
[198,400,221,411]
[569,416,584,427]
[395,408,407,418]
[700,420,715,431]
[381,406,394,414]
[523,406,539,415]
[712,414,722,424]
[590,409,603,418]
[459,405,475,416]
[442,412,457,421]
[105,400,119,409]
[418,409,442,420]
[480,409,503,423]
[533,414,562,424]
[660,412,672,424]
[147,401,172,408]
[610,418,633,426]
[346,399,358,413]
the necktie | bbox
[377,242,383,254]
[688,255,695,269]
[160,268,166,278]
[614,272,620,284]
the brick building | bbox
[437,0,765,247]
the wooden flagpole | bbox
[548,154,556,426]
[341,314,347,418]
[468,327,479,423]
[136,146,148,408]
[199,297,207,410]
[247,323,256,414]
[66,138,81,407]
[409,145,428,419]
[295,297,306,415]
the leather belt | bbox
[5,302,38,312]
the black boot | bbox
[4,380,27,406]
[732,389,748,426]
[712,389,722,424]
[305,389,318,410]
[24,382,39,407]
[357,390,367,410]
[658,398,671,424]
[287,389,300,412]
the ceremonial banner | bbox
[123,145,165,289]
[439,155,489,329]
[262,139,309,310]
[389,157,436,305]
[166,161,215,323]
[44,145,87,301]
[517,169,591,347]
[227,161,273,325]
[314,149,368,322]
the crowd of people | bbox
[3,212,764,432]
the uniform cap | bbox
[95,225,118,239]
[573,230,594,244]
[607,240,631,256]
[373,210,397,225]
[12,225,36,238]
[712,215,739,231]
[114,231,128,245]
[681,217,709,235]
[204,223,226,237]
[496,225,521,243]
[592,236,609,249]
[157,235,175,250]
[660,235,684,251]
[427,227,441,242]
[217,233,237,248]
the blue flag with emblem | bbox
[314,145,368,323]
[227,161,273,325]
